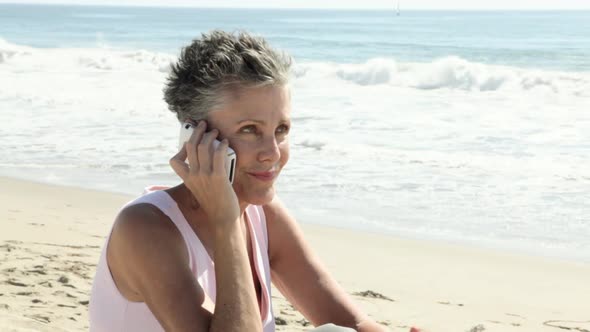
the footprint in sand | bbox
[275,316,288,325]
[68,252,90,258]
[40,254,58,260]
[0,243,18,253]
[15,291,36,296]
[297,318,311,326]
[17,257,34,261]
[467,325,485,332]
[5,279,28,287]
[437,300,464,307]
[279,310,296,317]
[486,320,522,327]
[1,313,74,332]
[543,320,590,332]
[27,268,47,275]
[352,290,395,302]
[24,314,51,324]
[505,313,525,319]
[38,281,53,288]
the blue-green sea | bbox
[2,5,590,70]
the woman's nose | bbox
[257,135,281,163]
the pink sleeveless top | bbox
[89,186,275,332]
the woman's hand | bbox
[169,120,240,227]
[171,120,262,331]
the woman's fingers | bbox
[213,138,229,175]
[169,142,189,180]
[187,121,207,170]
[171,120,209,179]
[171,119,228,183]
[169,121,239,224]
[197,129,219,173]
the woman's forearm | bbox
[209,218,262,332]
[357,319,389,332]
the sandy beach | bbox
[1,176,589,332]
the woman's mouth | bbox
[247,170,276,182]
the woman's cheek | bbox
[229,140,254,166]
[279,140,290,166]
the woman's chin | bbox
[238,186,276,206]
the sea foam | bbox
[0,39,175,72]
[295,56,590,96]
[3,38,588,97]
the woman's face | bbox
[207,85,291,206]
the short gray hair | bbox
[164,30,292,122]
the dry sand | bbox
[1,176,589,331]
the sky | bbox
[0,0,589,10]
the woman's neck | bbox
[171,183,248,222]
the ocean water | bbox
[1,4,589,262]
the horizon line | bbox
[1,2,590,11]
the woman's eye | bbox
[239,125,256,134]
[276,124,290,134]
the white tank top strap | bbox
[133,187,217,304]
[126,188,197,272]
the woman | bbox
[89,30,387,332]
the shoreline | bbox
[1,173,588,265]
[1,175,590,331]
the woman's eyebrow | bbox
[237,119,265,125]
[236,119,291,125]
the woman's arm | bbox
[108,203,261,332]
[114,119,260,331]
[264,197,387,332]
[108,121,261,331]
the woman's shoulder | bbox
[108,202,189,271]
[106,202,191,302]
[261,196,303,257]
[261,195,293,226]
[113,202,183,246]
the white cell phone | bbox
[178,122,236,184]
